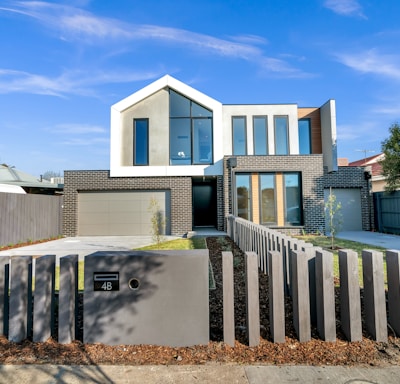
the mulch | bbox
[0,236,399,366]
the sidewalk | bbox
[1,364,400,384]
[337,230,400,250]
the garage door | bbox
[324,188,362,232]
[78,191,169,236]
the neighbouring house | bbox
[63,75,371,237]
[348,153,385,193]
[0,164,63,195]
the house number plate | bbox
[93,272,120,291]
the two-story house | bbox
[63,75,370,237]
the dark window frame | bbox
[133,118,149,166]
[232,116,247,155]
[298,118,312,154]
[253,115,268,155]
[274,115,289,155]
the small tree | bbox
[148,197,166,246]
[325,187,342,249]
[380,122,400,192]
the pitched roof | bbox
[348,153,384,177]
[0,164,58,189]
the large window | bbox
[253,116,268,155]
[169,90,213,165]
[232,116,247,155]
[284,173,301,225]
[274,116,289,155]
[236,174,251,220]
[133,118,148,165]
[235,171,302,227]
[259,174,276,224]
[298,118,311,154]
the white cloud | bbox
[0,1,309,78]
[335,49,400,80]
[323,0,366,19]
[52,123,107,134]
[0,67,161,97]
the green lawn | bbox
[295,235,387,287]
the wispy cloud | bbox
[0,1,309,78]
[0,68,162,97]
[51,123,107,134]
[323,0,366,19]
[335,49,400,80]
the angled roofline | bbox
[111,75,222,113]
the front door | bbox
[192,179,217,227]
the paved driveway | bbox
[0,235,181,263]
[337,231,400,250]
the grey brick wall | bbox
[223,155,325,234]
[323,166,372,231]
[63,170,193,236]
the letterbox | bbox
[84,250,209,347]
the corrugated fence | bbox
[0,193,63,247]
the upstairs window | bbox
[133,118,149,165]
[169,90,213,165]
[253,116,268,155]
[274,116,289,155]
[232,116,247,155]
[298,118,311,154]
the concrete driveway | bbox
[337,231,400,250]
[0,235,182,263]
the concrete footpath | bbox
[1,364,400,383]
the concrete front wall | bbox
[223,154,325,234]
[120,89,169,166]
[323,166,372,231]
[63,170,192,237]
[222,104,300,155]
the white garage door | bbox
[324,188,362,232]
[78,191,169,236]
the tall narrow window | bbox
[298,118,311,154]
[260,174,276,224]
[235,174,251,220]
[169,89,213,165]
[284,173,301,225]
[232,116,247,155]
[133,118,148,165]
[274,116,288,155]
[253,116,268,155]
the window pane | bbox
[193,119,212,164]
[192,102,212,117]
[253,116,268,155]
[275,116,288,155]
[236,174,251,220]
[260,174,276,224]
[285,173,301,225]
[134,119,148,165]
[170,90,190,117]
[233,117,246,155]
[299,119,311,154]
[170,118,191,164]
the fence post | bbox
[268,251,285,343]
[315,250,336,341]
[302,243,317,326]
[245,251,260,347]
[9,256,33,342]
[386,250,400,336]
[0,257,10,337]
[59,254,79,344]
[362,250,388,342]
[222,251,235,347]
[291,250,311,342]
[33,255,56,342]
[339,250,362,342]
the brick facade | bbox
[223,155,325,235]
[63,170,225,237]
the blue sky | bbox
[1,0,399,177]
